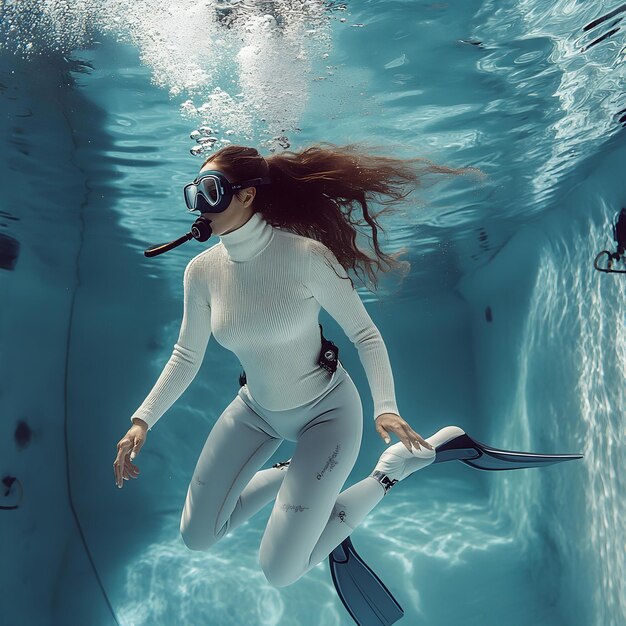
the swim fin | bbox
[431,430,584,470]
[325,429,583,625]
[328,535,404,626]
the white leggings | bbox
[179,362,390,588]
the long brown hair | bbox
[201,142,482,291]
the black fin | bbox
[432,433,584,470]
[328,535,404,626]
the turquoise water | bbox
[1,1,624,625]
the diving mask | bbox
[184,169,272,214]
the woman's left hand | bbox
[375,412,434,452]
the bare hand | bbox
[375,412,434,452]
[113,423,147,489]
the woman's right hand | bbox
[114,420,147,489]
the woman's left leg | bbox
[258,368,391,588]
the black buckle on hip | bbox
[318,323,339,373]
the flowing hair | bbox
[200,142,483,291]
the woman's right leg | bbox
[180,393,284,552]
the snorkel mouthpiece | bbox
[144,214,213,257]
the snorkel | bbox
[143,214,213,257]
[143,170,271,257]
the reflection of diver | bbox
[594,207,626,273]
[134,146,582,626]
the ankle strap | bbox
[371,470,398,494]
[272,460,290,470]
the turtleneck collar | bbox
[218,211,274,262]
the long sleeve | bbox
[305,239,399,421]
[129,257,212,431]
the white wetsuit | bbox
[129,211,432,588]
[129,210,400,430]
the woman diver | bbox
[112,142,474,589]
